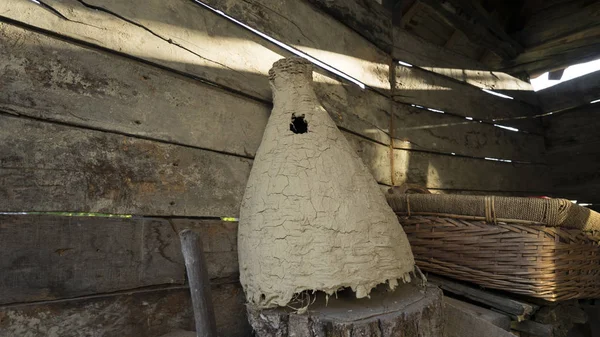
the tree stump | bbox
[246,283,444,337]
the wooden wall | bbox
[542,70,600,205]
[0,0,546,335]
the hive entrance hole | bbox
[290,114,308,134]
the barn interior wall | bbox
[0,0,547,335]
[540,71,600,207]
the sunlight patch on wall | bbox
[190,0,367,89]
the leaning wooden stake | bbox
[179,229,217,337]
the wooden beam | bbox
[418,0,522,59]
[303,0,393,53]
[428,275,538,320]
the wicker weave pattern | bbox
[400,215,600,301]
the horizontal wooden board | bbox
[544,103,600,150]
[0,22,269,158]
[392,27,538,105]
[316,78,391,146]
[538,70,600,112]
[0,215,182,305]
[0,283,250,337]
[199,0,391,92]
[303,0,392,53]
[0,18,390,149]
[343,132,392,186]
[393,65,543,133]
[0,0,275,101]
[0,0,389,94]
[393,149,548,192]
[0,215,241,305]
[0,114,251,216]
[392,103,545,162]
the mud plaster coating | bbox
[238,57,415,308]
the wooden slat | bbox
[418,0,522,59]
[198,0,391,91]
[537,70,600,112]
[0,0,391,94]
[343,132,392,186]
[303,0,393,53]
[0,22,269,158]
[0,114,251,216]
[0,215,183,305]
[393,149,548,192]
[392,103,545,162]
[444,297,511,331]
[511,320,553,337]
[0,283,250,337]
[429,275,538,319]
[0,0,275,101]
[544,103,600,203]
[392,27,538,105]
[503,38,600,79]
[393,65,543,133]
[517,1,600,48]
[544,103,600,150]
[0,15,390,149]
[0,215,240,305]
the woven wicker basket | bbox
[386,192,600,301]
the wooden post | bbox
[179,229,217,337]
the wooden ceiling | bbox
[384,0,600,80]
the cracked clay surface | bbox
[238,57,415,308]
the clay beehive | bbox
[238,57,415,308]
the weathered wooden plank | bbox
[0,114,251,216]
[516,1,600,48]
[537,70,600,112]
[198,0,391,91]
[511,320,553,337]
[502,38,600,79]
[393,65,543,133]
[419,0,522,59]
[0,0,276,101]
[544,104,600,150]
[0,0,390,141]
[343,132,392,186]
[0,283,250,337]
[0,215,242,305]
[444,297,511,331]
[0,215,183,305]
[0,22,269,158]
[303,0,393,53]
[429,275,538,319]
[444,298,515,337]
[392,103,545,161]
[0,17,390,148]
[317,77,392,146]
[392,27,538,105]
[393,149,548,192]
